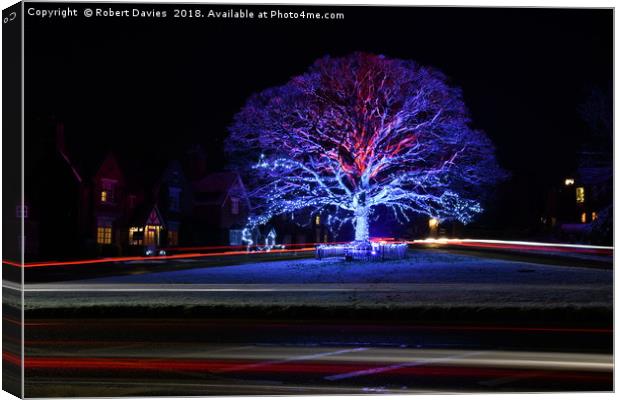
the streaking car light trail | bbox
[3,351,612,381]
[2,247,314,268]
[411,238,613,249]
[2,238,612,268]
[410,238,613,255]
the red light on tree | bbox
[228,53,505,242]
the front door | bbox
[145,225,161,246]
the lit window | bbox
[576,187,585,204]
[592,212,598,221]
[581,212,587,224]
[16,205,28,219]
[97,226,112,244]
[97,218,113,244]
[231,197,240,215]
[168,230,179,246]
[129,227,143,245]
[429,218,439,229]
[564,178,574,186]
[101,179,116,203]
[315,215,321,225]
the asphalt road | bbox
[16,317,613,396]
[17,247,612,323]
[6,246,612,396]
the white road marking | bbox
[324,351,483,381]
[217,347,368,373]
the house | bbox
[22,122,255,258]
[126,203,166,251]
[23,120,83,259]
[270,212,333,246]
[191,172,250,245]
[541,173,611,243]
[88,153,128,255]
[153,160,192,247]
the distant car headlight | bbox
[158,250,166,256]
[145,249,154,256]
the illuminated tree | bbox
[227,53,504,242]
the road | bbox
[4,245,613,396]
[17,247,612,318]
[11,317,613,396]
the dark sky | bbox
[25,4,612,186]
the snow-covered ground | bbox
[24,251,612,312]
[68,250,609,286]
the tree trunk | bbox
[354,207,370,242]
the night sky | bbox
[24,4,612,227]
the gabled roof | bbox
[73,148,111,184]
[56,142,82,184]
[93,153,125,184]
[119,156,170,196]
[128,203,166,228]
[192,172,247,206]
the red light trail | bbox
[448,241,611,255]
[2,352,610,383]
[3,247,315,269]
[2,238,611,269]
[410,239,613,255]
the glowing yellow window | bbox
[97,226,112,244]
[564,178,574,186]
[144,225,161,246]
[580,212,587,224]
[592,212,598,221]
[101,190,108,203]
[129,227,143,245]
[576,187,585,204]
[315,215,320,225]
[429,218,439,229]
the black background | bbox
[24,3,613,230]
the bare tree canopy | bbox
[227,53,505,241]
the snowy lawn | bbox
[24,250,612,313]
[68,250,610,286]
